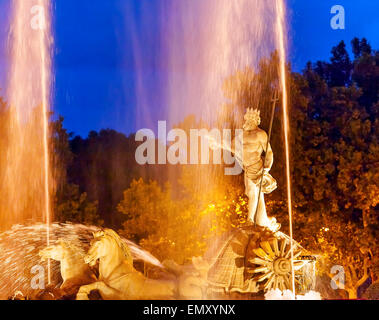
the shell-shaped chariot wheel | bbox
[247,237,306,291]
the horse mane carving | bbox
[78,228,176,299]
[96,229,133,265]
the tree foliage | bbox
[51,116,102,226]
[286,39,379,297]
[55,183,102,226]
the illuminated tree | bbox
[285,38,379,298]
[118,170,249,265]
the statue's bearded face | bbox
[243,113,261,130]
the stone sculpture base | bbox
[206,225,315,295]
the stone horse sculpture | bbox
[39,240,96,294]
[76,229,176,300]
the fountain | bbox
[0,0,319,300]
[158,0,315,297]
[0,0,169,300]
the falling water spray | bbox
[275,0,295,295]
[37,0,52,285]
[6,0,53,283]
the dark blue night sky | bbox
[0,0,378,137]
